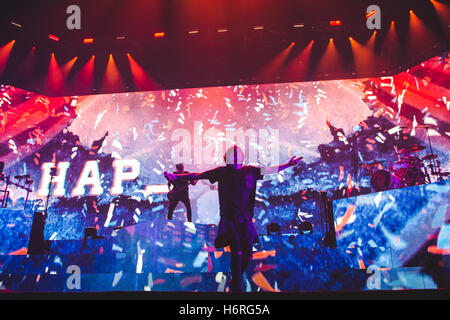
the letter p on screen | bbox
[111,159,141,194]
[366,5,381,30]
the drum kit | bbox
[359,125,448,192]
[0,162,34,210]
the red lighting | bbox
[83,38,94,44]
[102,53,124,90]
[49,34,60,41]
[366,10,376,19]
[0,40,16,75]
[46,52,64,92]
[330,20,342,26]
[74,55,95,89]
[154,32,165,38]
[127,53,160,90]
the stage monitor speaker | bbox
[27,211,50,254]
[84,227,104,240]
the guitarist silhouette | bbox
[167,163,196,222]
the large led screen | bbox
[0,52,449,244]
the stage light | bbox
[0,40,16,75]
[74,55,95,89]
[217,28,228,33]
[17,44,36,77]
[367,29,377,48]
[188,30,199,34]
[282,39,314,79]
[62,56,78,76]
[10,21,22,28]
[46,52,64,92]
[49,34,60,41]
[127,53,160,90]
[316,36,342,74]
[253,25,264,30]
[255,41,296,80]
[429,0,450,31]
[83,38,94,44]
[293,23,305,28]
[349,35,379,74]
[366,10,376,19]
[116,36,126,40]
[154,32,165,38]
[330,20,342,26]
[102,53,124,90]
[408,9,438,51]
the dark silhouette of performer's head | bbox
[175,163,184,173]
[224,145,244,169]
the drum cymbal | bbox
[422,154,437,161]
[398,144,426,154]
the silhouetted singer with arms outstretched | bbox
[164,145,302,292]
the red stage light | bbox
[74,55,95,89]
[49,34,60,41]
[366,10,376,19]
[83,38,94,44]
[0,40,16,75]
[154,32,165,38]
[330,20,342,26]
[102,53,124,90]
[46,52,64,92]
[127,53,160,90]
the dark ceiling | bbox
[0,0,449,96]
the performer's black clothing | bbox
[200,165,263,292]
[167,171,192,222]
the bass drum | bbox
[393,160,425,186]
[370,170,404,192]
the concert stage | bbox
[0,180,448,293]
[0,1,449,300]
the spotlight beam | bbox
[0,40,16,75]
